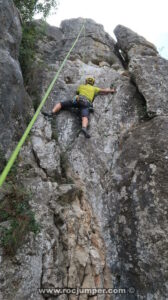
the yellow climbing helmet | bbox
[86,77,95,85]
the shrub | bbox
[13,0,59,84]
[0,182,40,255]
[0,160,40,256]
[14,0,59,22]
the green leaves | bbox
[14,0,59,22]
[18,22,37,80]
[0,184,40,255]
[13,0,59,84]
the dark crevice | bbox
[32,147,62,183]
[32,148,48,176]
[129,78,152,122]
[114,43,128,69]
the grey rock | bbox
[0,0,32,153]
[61,17,117,63]
[114,25,157,55]
[0,13,168,300]
[109,116,168,299]
[0,0,22,59]
[31,115,62,179]
[35,18,123,66]
[129,56,168,116]
[114,25,168,116]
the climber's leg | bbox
[80,101,90,139]
[82,116,89,128]
[52,102,62,113]
[78,100,91,138]
[81,116,90,138]
[43,100,76,118]
[52,100,75,114]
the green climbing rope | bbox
[0,23,85,187]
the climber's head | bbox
[86,77,95,86]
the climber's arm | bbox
[98,88,115,95]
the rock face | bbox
[110,116,168,298]
[114,25,168,117]
[35,18,122,66]
[0,0,31,153]
[0,5,168,300]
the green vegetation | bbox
[18,21,45,82]
[0,158,40,256]
[0,184,40,255]
[14,0,58,22]
[13,0,59,84]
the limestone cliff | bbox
[0,1,168,300]
[0,0,32,153]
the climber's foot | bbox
[81,127,91,138]
[42,111,55,118]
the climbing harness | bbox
[0,23,86,187]
[42,95,94,120]
[77,96,94,112]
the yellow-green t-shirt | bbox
[77,84,100,103]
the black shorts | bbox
[61,96,91,117]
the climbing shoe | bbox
[42,111,55,118]
[81,127,91,138]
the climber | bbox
[45,77,115,138]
